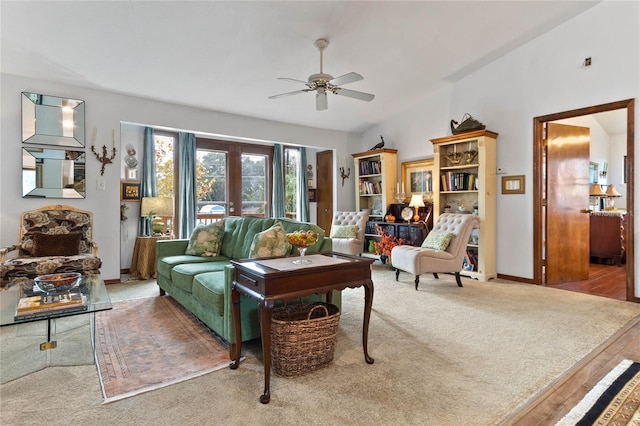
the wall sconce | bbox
[339,165,350,187]
[90,127,117,176]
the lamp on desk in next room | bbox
[409,194,424,223]
[141,197,174,236]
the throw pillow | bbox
[421,231,454,251]
[249,222,291,258]
[32,232,81,257]
[185,220,225,257]
[330,225,358,239]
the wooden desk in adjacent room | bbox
[589,211,626,266]
[130,235,170,279]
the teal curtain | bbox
[298,147,310,222]
[272,144,285,218]
[178,132,197,238]
[140,127,157,236]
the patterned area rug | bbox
[95,296,231,403]
[556,359,640,425]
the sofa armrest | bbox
[156,239,190,259]
[0,244,20,262]
[319,237,332,252]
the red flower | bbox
[373,225,407,257]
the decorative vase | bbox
[368,240,375,253]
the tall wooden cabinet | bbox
[431,130,498,281]
[353,149,398,248]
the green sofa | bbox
[155,216,335,345]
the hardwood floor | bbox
[546,262,627,301]
[502,263,638,424]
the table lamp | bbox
[141,197,174,235]
[408,194,425,222]
[589,184,606,211]
[605,185,621,210]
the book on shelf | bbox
[15,293,87,320]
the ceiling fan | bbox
[268,38,375,111]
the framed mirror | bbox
[22,147,86,198]
[22,92,85,147]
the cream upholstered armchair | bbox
[391,213,479,290]
[0,205,102,285]
[329,211,369,256]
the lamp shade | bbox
[589,184,606,197]
[605,185,622,197]
[408,194,425,208]
[141,197,174,217]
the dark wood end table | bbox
[229,252,375,404]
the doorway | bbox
[533,99,637,302]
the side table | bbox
[130,235,170,280]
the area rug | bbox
[556,359,640,425]
[94,296,231,403]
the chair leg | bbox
[414,275,420,290]
[395,269,400,281]
[433,273,439,279]
[454,272,463,287]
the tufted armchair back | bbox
[330,211,369,255]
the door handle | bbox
[580,209,591,214]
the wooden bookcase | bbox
[431,130,498,281]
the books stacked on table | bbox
[14,292,88,321]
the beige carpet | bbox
[1,267,639,425]
[95,296,232,403]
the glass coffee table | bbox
[0,274,112,351]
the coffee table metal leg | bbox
[362,282,374,364]
[259,299,274,404]
[40,318,57,351]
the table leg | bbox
[362,281,375,364]
[229,286,242,369]
[259,299,274,404]
[40,318,57,351]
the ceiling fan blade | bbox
[316,90,328,111]
[268,89,310,100]
[330,72,363,86]
[333,87,375,102]
[278,77,313,88]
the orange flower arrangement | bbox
[373,225,406,258]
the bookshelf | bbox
[431,130,497,281]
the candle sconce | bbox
[464,149,478,164]
[91,127,117,176]
[446,150,462,165]
[339,166,351,187]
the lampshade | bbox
[589,184,606,197]
[141,197,174,217]
[605,185,622,197]
[408,194,425,208]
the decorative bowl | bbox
[285,231,318,248]
[34,272,81,294]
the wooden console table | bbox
[589,211,626,266]
[229,252,375,404]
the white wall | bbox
[1,74,357,281]
[357,1,639,294]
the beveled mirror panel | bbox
[22,92,85,147]
[22,148,86,198]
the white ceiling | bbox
[1,1,601,133]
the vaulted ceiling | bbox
[1,1,600,133]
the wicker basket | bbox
[271,302,340,377]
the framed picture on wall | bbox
[121,181,140,201]
[401,158,434,200]
[308,188,317,202]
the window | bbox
[154,133,175,198]
[284,148,300,219]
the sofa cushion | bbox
[157,254,229,278]
[31,232,81,257]
[249,222,291,258]
[170,261,229,293]
[185,220,225,257]
[421,231,454,251]
[192,272,226,315]
[330,225,357,239]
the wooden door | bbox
[316,150,333,235]
[545,123,590,284]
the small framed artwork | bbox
[501,175,525,194]
[401,158,434,199]
[126,168,138,181]
[121,181,141,201]
[308,188,317,202]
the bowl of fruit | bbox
[286,231,318,264]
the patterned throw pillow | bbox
[330,225,357,239]
[31,232,81,256]
[421,231,454,251]
[249,222,291,258]
[185,220,225,257]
